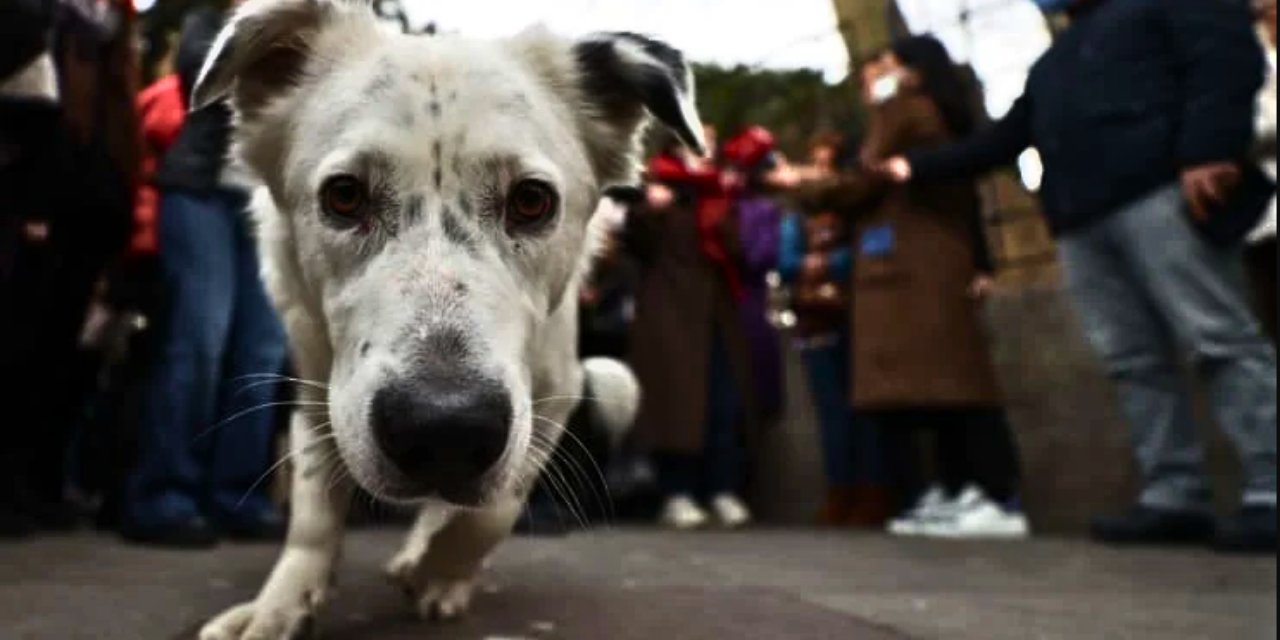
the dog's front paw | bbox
[413,578,476,622]
[382,548,421,599]
[198,590,324,640]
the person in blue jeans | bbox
[884,0,1277,553]
[779,174,891,527]
[122,6,287,548]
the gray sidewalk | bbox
[0,529,1273,640]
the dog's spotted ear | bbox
[574,33,706,155]
[569,32,706,181]
[190,0,347,116]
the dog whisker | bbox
[533,415,616,526]
[235,430,335,510]
[527,432,596,530]
[531,395,630,408]
[194,401,332,443]
[231,373,330,390]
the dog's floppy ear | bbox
[190,0,343,116]
[571,32,707,180]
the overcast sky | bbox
[400,0,1052,117]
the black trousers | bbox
[0,235,99,510]
[876,407,1023,511]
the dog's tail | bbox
[581,357,640,448]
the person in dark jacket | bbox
[627,131,758,530]
[803,37,1029,539]
[2,0,137,538]
[883,0,1276,553]
[122,6,288,548]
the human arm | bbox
[1158,0,1266,220]
[1158,0,1265,168]
[892,94,1033,183]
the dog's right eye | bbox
[320,175,368,222]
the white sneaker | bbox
[710,494,753,529]
[887,485,951,536]
[919,487,1031,540]
[659,495,709,530]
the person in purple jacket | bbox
[722,127,787,424]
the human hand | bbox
[880,156,912,183]
[968,274,997,300]
[1181,161,1242,222]
[646,183,676,209]
[768,163,803,190]
[802,253,827,279]
[22,220,50,243]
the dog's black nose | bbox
[370,375,511,502]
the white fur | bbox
[193,2,699,638]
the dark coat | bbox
[807,92,1002,411]
[0,0,53,81]
[624,197,756,454]
[154,7,233,194]
[909,0,1265,236]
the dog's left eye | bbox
[321,175,369,222]
[506,179,557,229]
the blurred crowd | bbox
[1,0,1277,557]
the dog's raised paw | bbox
[414,579,476,622]
[198,601,318,640]
[383,552,420,600]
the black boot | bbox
[1091,506,1214,547]
[1214,506,1278,555]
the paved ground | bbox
[0,528,1274,640]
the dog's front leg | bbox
[200,413,353,640]
[389,496,524,622]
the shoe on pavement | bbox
[887,485,952,536]
[121,516,221,549]
[710,494,752,529]
[1213,506,1278,555]
[659,495,709,531]
[1090,505,1214,547]
[919,489,1030,540]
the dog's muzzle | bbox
[369,372,512,504]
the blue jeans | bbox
[1059,184,1277,512]
[799,332,886,488]
[655,330,745,499]
[125,189,288,528]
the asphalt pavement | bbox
[0,528,1273,640]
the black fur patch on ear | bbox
[574,33,702,154]
[611,33,689,93]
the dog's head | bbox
[195,0,702,506]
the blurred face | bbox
[810,144,836,169]
[860,51,911,105]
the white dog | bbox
[190,1,704,638]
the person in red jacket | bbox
[132,74,184,260]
